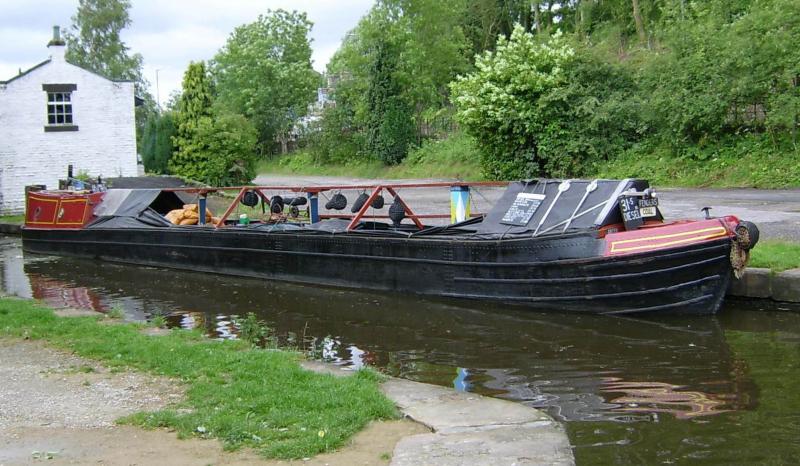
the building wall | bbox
[0,45,137,214]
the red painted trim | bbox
[603,218,736,256]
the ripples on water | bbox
[1,236,799,465]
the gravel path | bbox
[0,338,424,465]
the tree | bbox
[212,10,319,154]
[140,112,176,174]
[366,38,415,164]
[170,62,214,181]
[170,62,258,185]
[65,0,155,149]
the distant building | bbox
[0,26,137,214]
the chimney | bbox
[47,25,66,62]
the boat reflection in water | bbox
[18,248,755,423]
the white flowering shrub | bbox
[451,25,639,179]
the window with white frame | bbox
[42,83,78,131]
[47,91,73,125]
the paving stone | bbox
[728,268,772,298]
[772,268,800,303]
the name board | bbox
[501,193,546,226]
[618,195,643,230]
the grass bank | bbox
[0,214,24,224]
[259,132,484,181]
[595,142,800,189]
[749,240,800,272]
[0,298,397,459]
[261,134,799,189]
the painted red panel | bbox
[25,191,104,229]
[604,218,738,257]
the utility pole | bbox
[155,69,161,112]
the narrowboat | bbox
[21,178,759,315]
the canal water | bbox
[1,235,798,465]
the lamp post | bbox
[155,69,161,111]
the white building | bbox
[0,26,138,214]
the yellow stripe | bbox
[610,226,726,246]
[611,228,728,253]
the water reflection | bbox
[2,236,799,465]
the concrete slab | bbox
[382,379,573,465]
[728,268,772,298]
[300,362,574,465]
[391,424,574,466]
[382,379,549,431]
[773,269,800,303]
[0,223,21,235]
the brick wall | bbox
[0,44,137,214]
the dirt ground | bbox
[0,339,427,466]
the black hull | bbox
[21,228,734,315]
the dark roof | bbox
[0,59,51,84]
[106,176,188,189]
[0,57,134,86]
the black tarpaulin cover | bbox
[476,179,652,236]
[87,189,186,229]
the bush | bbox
[451,27,640,179]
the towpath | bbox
[254,174,800,241]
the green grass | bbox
[0,298,398,459]
[749,240,800,272]
[0,214,24,224]
[594,137,800,189]
[259,132,484,181]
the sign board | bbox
[618,195,643,230]
[501,193,546,226]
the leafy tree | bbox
[141,112,176,174]
[64,0,155,150]
[212,10,319,154]
[366,38,415,164]
[65,0,143,82]
[195,114,259,186]
[170,62,214,181]
[171,62,257,185]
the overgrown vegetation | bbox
[277,0,799,187]
[261,131,483,180]
[0,298,397,459]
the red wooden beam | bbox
[215,187,248,228]
[347,186,383,231]
[386,187,424,230]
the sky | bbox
[0,0,374,106]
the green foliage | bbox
[301,0,798,186]
[452,27,580,178]
[212,10,319,152]
[596,134,800,188]
[366,38,415,164]
[235,312,276,348]
[261,131,483,180]
[170,62,211,181]
[0,298,398,459]
[141,112,176,174]
[0,215,25,225]
[311,0,471,165]
[65,0,144,83]
[197,113,259,186]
